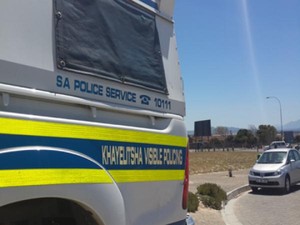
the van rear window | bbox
[54,0,167,93]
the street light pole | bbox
[266,96,284,141]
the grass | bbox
[189,150,258,175]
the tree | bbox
[235,129,256,148]
[225,135,235,149]
[214,126,229,137]
[248,125,257,135]
[209,137,222,151]
[256,125,277,145]
[212,127,229,150]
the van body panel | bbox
[0,0,187,224]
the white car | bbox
[268,141,287,149]
[249,148,300,194]
[263,141,286,151]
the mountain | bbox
[187,126,240,136]
[187,120,300,136]
[283,119,300,131]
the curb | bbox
[223,184,250,206]
[227,184,250,201]
[221,185,250,225]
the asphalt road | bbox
[223,185,300,225]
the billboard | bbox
[194,120,211,137]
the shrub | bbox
[197,183,227,210]
[187,192,199,212]
[200,195,222,210]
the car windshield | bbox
[257,152,286,164]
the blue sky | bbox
[174,0,300,131]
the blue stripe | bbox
[0,150,99,170]
[0,134,186,170]
[167,219,186,225]
[139,0,158,9]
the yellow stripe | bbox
[0,169,184,188]
[109,170,185,183]
[0,169,113,188]
[0,117,187,147]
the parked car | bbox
[268,141,287,149]
[248,148,300,194]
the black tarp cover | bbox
[55,0,167,93]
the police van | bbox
[0,0,188,224]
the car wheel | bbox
[283,176,291,194]
[251,187,258,193]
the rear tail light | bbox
[182,145,189,209]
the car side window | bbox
[293,150,300,161]
[288,151,295,162]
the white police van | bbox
[0,0,188,224]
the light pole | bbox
[266,96,283,141]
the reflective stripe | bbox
[109,169,184,183]
[0,169,113,188]
[0,169,184,188]
[0,117,187,187]
[0,117,187,147]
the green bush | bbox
[197,183,227,210]
[187,192,199,212]
[200,195,222,210]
